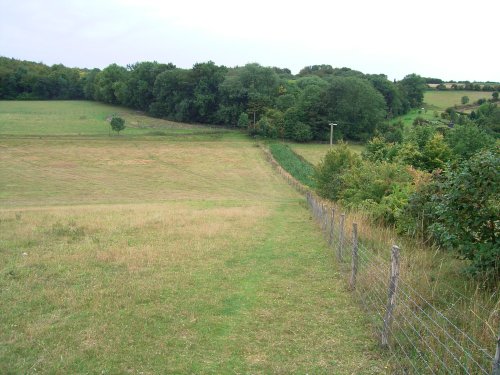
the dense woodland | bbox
[1,56,499,279]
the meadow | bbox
[0,101,385,373]
[423,90,493,111]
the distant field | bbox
[0,100,225,136]
[424,90,493,110]
[289,142,364,166]
[0,101,384,373]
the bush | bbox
[237,112,250,128]
[292,122,313,142]
[420,133,452,171]
[314,143,361,200]
[429,147,499,278]
[362,136,399,162]
[445,123,495,160]
[340,161,413,225]
[249,116,278,138]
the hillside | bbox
[0,101,385,373]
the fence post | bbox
[493,330,500,375]
[322,204,327,233]
[349,223,358,290]
[328,208,335,246]
[381,245,401,348]
[338,214,345,262]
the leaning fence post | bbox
[338,214,345,262]
[349,223,358,290]
[381,245,401,348]
[328,208,335,246]
[493,330,500,375]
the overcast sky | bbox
[1,0,498,81]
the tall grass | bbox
[268,143,316,188]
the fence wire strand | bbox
[301,189,497,374]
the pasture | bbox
[423,90,494,111]
[0,100,225,137]
[0,101,384,373]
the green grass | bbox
[289,142,364,166]
[424,90,494,111]
[391,108,440,128]
[0,101,385,373]
[269,143,316,187]
[0,100,229,137]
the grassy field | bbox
[0,100,226,137]
[0,101,385,373]
[288,142,364,166]
[424,90,494,111]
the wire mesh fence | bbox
[264,146,499,373]
[307,191,498,374]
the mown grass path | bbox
[0,101,385,373]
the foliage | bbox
[340,161,413,224]
[367,74,407,116]
[110,116,125,134]
[0,57,84,100]
[429,147,499,277]
[237,112,249,128]
[398,73,426,108]
[420,133,452,171]
[362,136,398,162]
[269,143,315,187]
[322,76,387,141]
[445,123,495,159]
[375,121,403,143]
[314,143,361,200]
[249,116,278,138]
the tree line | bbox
[1,56,430,141]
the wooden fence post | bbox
[349,223,358,290]
[381,245,401,348]
[338,214,345,262]
[322,204,327,233]
[328,208,335,246]
[493,330,500,375]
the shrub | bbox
[292,122,313,142]
[445,123,495,160]
[314,142,361,200]
[362,136,398,162]
[237,112,250,128]
[420,133,452,171]
[340,161,413,224]
[429,147,499,278]
[249,116,278,138]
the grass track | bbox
[0,101,385,373]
